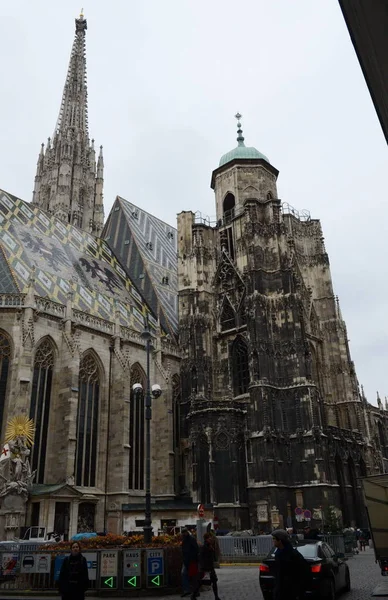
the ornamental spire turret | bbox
[32,12,104,237]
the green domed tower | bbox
[211,114,279,243]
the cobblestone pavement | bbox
[159,547,383,600]
[0,548,383,600]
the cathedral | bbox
[0,13,387,538]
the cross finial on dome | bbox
[235,112,245,146]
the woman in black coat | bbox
[272,529,310,600]
[58,541,89,600]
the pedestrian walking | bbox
[272,529,310,600]
[181,528,199,597]
[191,533,222,600]
[58,541,89,600]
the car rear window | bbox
[296,545,317,558]
[266,544,317,559]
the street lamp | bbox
[132,323,162,543]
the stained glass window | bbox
[0,332,11,436]
[129,364,145,490]
[30,339,54,483]
[231,336,250,396]
[76,353,100,487]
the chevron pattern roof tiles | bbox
[103,196,178,335]
[0,189,160,334]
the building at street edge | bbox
[0,13,387,538]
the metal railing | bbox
[0,548,97,592]
[217,535,273,559]
[319,535,347,556]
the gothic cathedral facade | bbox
[177,118,383,531]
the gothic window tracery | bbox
[129,364,146,490]
[76,352,100,487]
[30,339,55,484]
[0,332,11,435]
[220,300,236,331]
[223,193,235,224]
[172,374,180,450]
[191,367,198,394]
[231,336,250,396]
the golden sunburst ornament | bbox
[5,416,35,446]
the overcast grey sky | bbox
[0,1,386,404]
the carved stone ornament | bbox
[257,501,269,523]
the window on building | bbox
[191,367,198,395]
[76,353,100,487]
[77,502,96,532]
[231,336,250,396]
[129,364,146,490]
[172,374,180,450]
[30,339,54,484]
[0,332,11,435]
[220,300,236,331]
[31,502,40,526]
[267,192,273,200]
[223,193,235,224]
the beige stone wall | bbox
[0,293,180,535]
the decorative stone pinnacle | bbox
[235,112,245,146]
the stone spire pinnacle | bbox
[235,112,245,147]
[54,12,88,137]
[32,12,104,237]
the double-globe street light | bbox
[132,324,162,543]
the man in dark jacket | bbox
[181,528,199,597]
[272,529,310,600]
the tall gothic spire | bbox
[32,12,104,236]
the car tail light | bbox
[383,566,388,572]
[311,564,322,573]
[260,564,270,573]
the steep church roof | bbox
[103,197,178,337]
[0,189,161,334]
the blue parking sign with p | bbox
[148,557,163,575]
[146,549,164,588]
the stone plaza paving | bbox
[0,548,383,600]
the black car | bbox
[259,541,350,600]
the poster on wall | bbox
[1,553,18,576]
[20,553,51,574]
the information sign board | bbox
[20,553,51,574]
[123,549,141,589]
[1,552,18,576]
[54,552,97,582]
[100,551,118,590]
[146,548,164,588]
[84,552,98,581]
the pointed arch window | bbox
[231,336,250,396]
[76,353,100,487]
[223,193,235,224]
[220,300,236,331]
[172,374,181,450]
[30,339,54,484]
[0,332,11,435]
[129,364,145,490]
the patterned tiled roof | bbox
[103,197,178,336]
[0,244,19,293]
[0,189,161,334]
